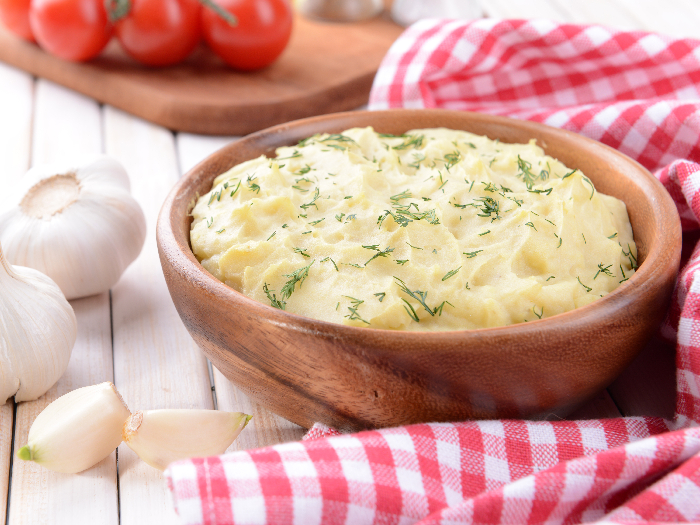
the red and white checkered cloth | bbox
[166,19,700,524]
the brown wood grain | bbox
[157,109,682,432]
[0,13,403,136]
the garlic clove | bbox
[0,155,147,300]
[17,382,131,474]
[0,244,76,404]
[123,409,252,470]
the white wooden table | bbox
[0,1,695,523]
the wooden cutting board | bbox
[0,13,404,136]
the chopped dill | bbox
[402,299,420,322]
[516,155,548,189]
[246,174,260,194]
[343,296,370,325]
[374,292,386,302]
[392,134,425,150]
[622,244,638,269]
[442,151,461,170]
[394,276,440,319]
[320,256,339,271]
[475,197,501,221]
[300,187,320,210]
[364,246,394,266]
[390,189,412,203]
[229,180,241,197]
[276,150,302,161]
[208,188,222,205]
[442,267,461,281]
[582,176,595,199]
[281,260,315,299]
[263,283,286,310]
[577,276,592,292]
[434,300,453,316]
[594,263,613,279]
[463,250,483,258]
[408,153,426,170]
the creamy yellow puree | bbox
[190,127,636,331]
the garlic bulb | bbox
[123,409,252,470]
[0,243,77,404]
[0,156,147,300]
[17,382,131,473]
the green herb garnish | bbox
[263,283,286,310]
[441,267,461,281]
[281,260,314,299]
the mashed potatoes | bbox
[190,127,637,331]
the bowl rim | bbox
[157,108,682,348]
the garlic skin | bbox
[0,245,77,404]
[123,409,252,470]
[17,382,131,474]
[0,156,147,300]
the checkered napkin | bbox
[166,20,700,524]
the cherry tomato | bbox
[201,0,293,71]
[29,0,112,61]
[0,0,34,42]
[113,0,202,67]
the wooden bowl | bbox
[157,109,681,432]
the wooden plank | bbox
[550,0,645,30]
[480,0,571,21]
[616,0,700,38]
[7,81,119,525]
[0,402,14,525]
[176,133,237,175]
[214,368,306,451]
[568,390,621,420]
[0,63,32,210]
[0,61,32,525]
[104,108,214,525]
